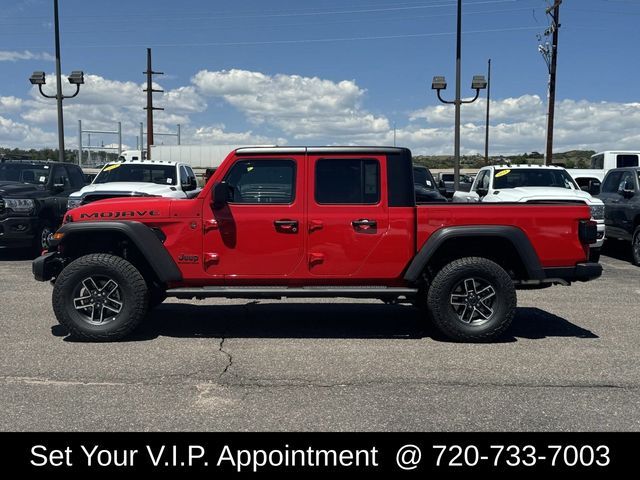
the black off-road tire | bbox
[426,257,516,342]
[589,247,601,263]
[52,254,149,341]
[632,227,640,266]
[31,220,54,257]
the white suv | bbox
[67,160,200,209]
[452,165,605,259]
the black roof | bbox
[235,146,411,156]
[607,166,640,172]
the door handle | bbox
[274,219,299,233]
[309,219,323,233]
[309,252,325,266]
[351,219,377,231]
[204,219,219,231]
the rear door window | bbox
[602,171,623,193]
[315,159,380,204]
[616,155,639,168]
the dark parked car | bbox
[437,172,473,198]
[598,167,640,265]
[0,159,85,255]
[413,165,447,203]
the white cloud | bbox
[410,94,542,124]
[18,73,202,148]
[0,96,23,113]
[192,125,286,145]
[0,50,54,62]
[3,67,640,157]
[192,69,389,139]
[0,115,57,147]
[404,96,640,155]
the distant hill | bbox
[413,150,595,169]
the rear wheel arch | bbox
[404,226,543,284]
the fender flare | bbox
[53,221,182,283]
[403,225,544,282]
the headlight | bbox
[590,204,605,220]
[4,198,35,213]
[67,198,82,210]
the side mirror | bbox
[621,187,635,199]
[52,183,65,193]
[183,177,197,192]
[589,181,601,196]
[213,181,230,209]
[476,187,489,197]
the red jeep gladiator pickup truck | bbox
[33,147,602,342]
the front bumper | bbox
[32,251,64,281]
[543,262,603,283]
[0,216,39,247]
[594,221,605,248]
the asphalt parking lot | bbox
[1,243,639,432]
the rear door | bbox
[306,154,389,276]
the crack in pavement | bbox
[218,337,233,378]
[1,375,638,391]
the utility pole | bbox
[143,48,164,160]
[540,1,561,165]
[484,58,491,165]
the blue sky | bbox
[1,0,640,155]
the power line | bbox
[0,6,540,35]
[17,25,543,50]
[0,0,516,23]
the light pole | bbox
[484,58,491,165]
[29,0,84,163]
[431,0,487,191]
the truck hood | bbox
[69,182,178,199]
[67,196,174,221]
[492,187,601,205]
[0,181,44,197]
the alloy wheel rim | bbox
[40,226,52,249]
[449,277,497,325]
[72,276,123,325]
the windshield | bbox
[413,168,435,189]
[0,163,50,185]
[492,168,578,190]
[94,163,176,185]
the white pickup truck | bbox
[567,151,640,193]
[67,160,200,209]
[452,164,605,260]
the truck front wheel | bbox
[52,254,149,341]
[427,257,516,342]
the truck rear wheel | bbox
[52,254,149,341]
[427,257,516,342]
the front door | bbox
[306,155,389,276]
[202,156,305,278]
[601,170,633,240]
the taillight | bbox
[578,219,597,245]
